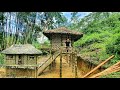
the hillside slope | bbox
[72,12,120,77]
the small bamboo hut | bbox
[43,27,83,52]
[43,27,83,78]
[1,44,42,78]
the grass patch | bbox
[101,71,120,78]
[0,54,4,65]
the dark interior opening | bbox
[18,55,22,65]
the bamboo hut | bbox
[43,27,83,77]
[43,27,83,53]
[1,44,42,78]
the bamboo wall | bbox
[5,55,16,65]
[5,55,37,66]
[6,67,36,78]
[51,34,61,50]
[51,34,73,52]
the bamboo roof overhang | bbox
[1,44,42,55]
[43,27,83,41]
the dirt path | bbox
[37,56,83,78]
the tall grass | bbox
[0,54,4,65]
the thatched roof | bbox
[1,44,42,55]
[43,27,83,41]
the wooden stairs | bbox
[37,52,60,76]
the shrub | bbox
[106,34,120,55]
[0,54,4,65]
[74,33,103,47]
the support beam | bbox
[49,64,52,70]
[35,67,37,78]
[72,53,75,72]
[68,54,71,67]
[60,52,62,78]
[74,53,78,78]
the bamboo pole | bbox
[75,53,78,78]
[35,56,37,78]
[72,53,74,72]
[69,54,71,67]
[82,55,114,78]
[90,60,120,78]
[60,50,62,78]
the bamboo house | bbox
[1,44,42,78]
[43,27,83,53]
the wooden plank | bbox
[90,60,120,78]
[82,55,114,78]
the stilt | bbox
[49,64,52,70]
[8,66,11,77]
[14,66,16,78]
[68,54,71,67]
[60,52,62,78]
[72,53,75,72]
[27,66,29,78]
[53,60,56,68]
[75,53,78,78]
[67,55,72,64]
[51,54,54,67]
[35,67,37,78]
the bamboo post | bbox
[9,66,10,77]
[27,66,28,78]
[72,53,75,72]
[35,67,37,78]
[14,66,16,78]
[69,54,71,67]
[49,48,52,71]
[67,54,69,66]
[53,58,56,68]
[35,56,37,78]
[82,55,115,78]
[60,50,62,78]
[75,53,78,78]
[52,55,54,67]
[49,61,51,70]
[49,53,53,71]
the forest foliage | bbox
[72,12,120,66]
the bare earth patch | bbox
[37,56,83,78]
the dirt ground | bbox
[37,56,83,78]
[0,68,6,78]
